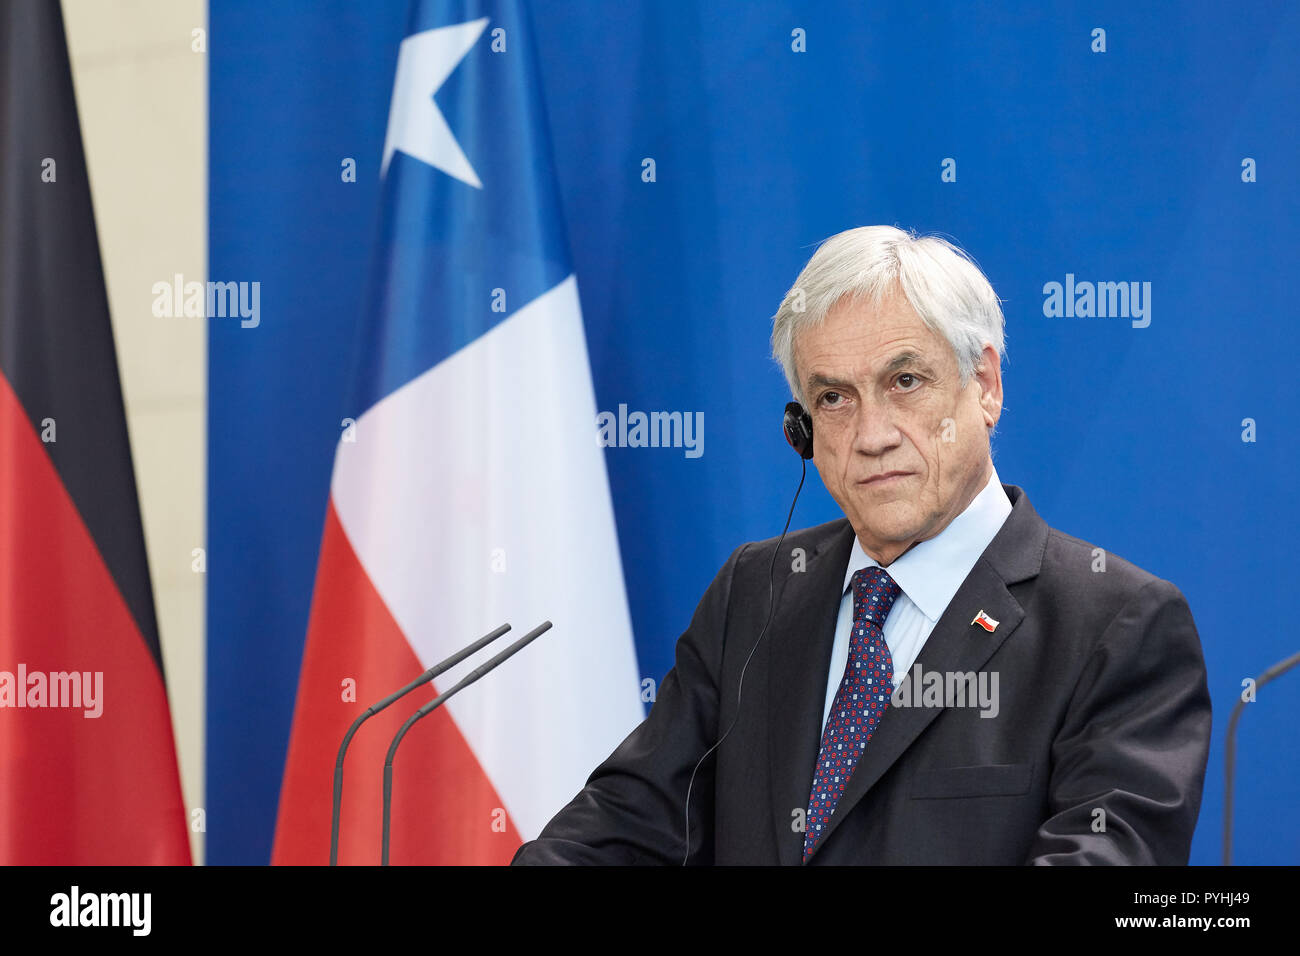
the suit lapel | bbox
[766,520,856,866]
[802,484,1049,863]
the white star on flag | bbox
[381,17,489,186]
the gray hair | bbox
[770,225,1006,406]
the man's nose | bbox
[850,395,902,456]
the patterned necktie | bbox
[803,566,902,861]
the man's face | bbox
[794,286,1002,565]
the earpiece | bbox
[681,400,814,863]
[783,402,814,460]
[681,441,808,864]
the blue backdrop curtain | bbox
[208,0,1299,864]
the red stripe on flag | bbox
[272,500,522,865]
[0,372,190,864]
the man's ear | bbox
[973,344,1003,429]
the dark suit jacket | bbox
[513,484,1212,865]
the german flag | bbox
[0,0,190,864]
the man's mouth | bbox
[858,471,913,486]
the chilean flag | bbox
[272,0,643,865]
[0,1,190,864]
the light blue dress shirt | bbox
[821,467,1013,732]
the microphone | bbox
[381,620,553,865]
[329,622,511,866]
[1222,648,1300,864]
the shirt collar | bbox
[841,466,1013,622]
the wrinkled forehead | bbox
[793,290,955,380]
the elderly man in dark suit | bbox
[512,225,1212,865]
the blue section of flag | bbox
[348,0,572,418]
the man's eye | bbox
[896,373,920,390]
[820,391,843,407]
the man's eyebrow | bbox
[804,372,851,394]
[883,351,936,377]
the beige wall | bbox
[62,0,207,864]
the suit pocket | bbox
[910,763,1033,799]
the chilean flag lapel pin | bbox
[971,609,999,632]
